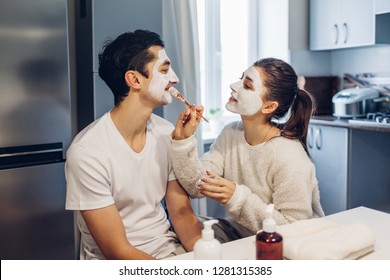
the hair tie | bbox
[271,92,297,124]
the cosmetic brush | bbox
[169,87,209,123]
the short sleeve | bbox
[65,144,114,210]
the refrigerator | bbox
[0,0,75,259]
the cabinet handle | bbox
[308,127,313,149]
[333,24,339,45]
[343,22,348,44]
[315,128,322,150]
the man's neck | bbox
[110,98,153,153]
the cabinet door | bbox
[310,0,340,50]
[340,0,374,48]
[310,0,374,50]
[308,125,349,215]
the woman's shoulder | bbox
[221,120,244,133]
[266,137,310,162]
[215,121,244,141]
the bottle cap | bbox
[202,219,218,241]
[263,204,276,233]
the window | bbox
[197,0,289,138]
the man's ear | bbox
[124,70,142,90]
[262,100,279,114]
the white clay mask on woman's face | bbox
[225,66,263,116]
[148,49,179,104]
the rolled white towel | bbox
[276,218,375,260]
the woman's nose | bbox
[230,81,240,91]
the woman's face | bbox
[225,66,264,116]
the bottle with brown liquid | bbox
[256,204,283,260]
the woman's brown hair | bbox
[254,58,315,155]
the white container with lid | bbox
[193,219,222,260]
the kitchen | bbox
[0,0,389,261]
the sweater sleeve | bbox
[225,140,322,233]
[170,135,204,198]
[170,131,227,198]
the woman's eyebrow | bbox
[245,76,254,83]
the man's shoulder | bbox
[68,113,111,154]
[149,114,175,135]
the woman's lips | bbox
[229,96,238,102]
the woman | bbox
[171,58,324,241]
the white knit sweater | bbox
[171,121,324,234]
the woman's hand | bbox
[197,171,236,205]
[172,105,204,140]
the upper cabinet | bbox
[310,0,390,50]
[310,0,374,50]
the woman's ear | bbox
[262,100,279,114]
[124,70,142,90]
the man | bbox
[65,30,202,259]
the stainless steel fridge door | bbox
[0,162,74,259]
[0,0,71,153]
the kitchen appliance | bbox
[0,0,75,259]
[332,87,379,118]
[348,112,390,127]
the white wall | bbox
[258,0,289,62]
[331,45,390,77]
[290,44,390,83]
[290,50,332,76]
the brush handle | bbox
[171,90,209,122]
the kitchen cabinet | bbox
[310,0,375,50]
[308,120,390,215]
[348,129,390,213]
[308,124,349,215]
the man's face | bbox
[147,47,179,104]
[225,66,264,116]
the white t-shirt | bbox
[65,112,179,259]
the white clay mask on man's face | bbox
[225,66,263,116]
[148,49,179,104]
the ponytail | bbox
[254,58,315,156]
[280,89,315,155]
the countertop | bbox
[167,207,390,260]
[310,115,390,133]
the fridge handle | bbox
[0,143,64,170]
[79,0,87,19]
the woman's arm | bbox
[224,160,317,233]
[171,107,226,198]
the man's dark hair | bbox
[98,30,165,105]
